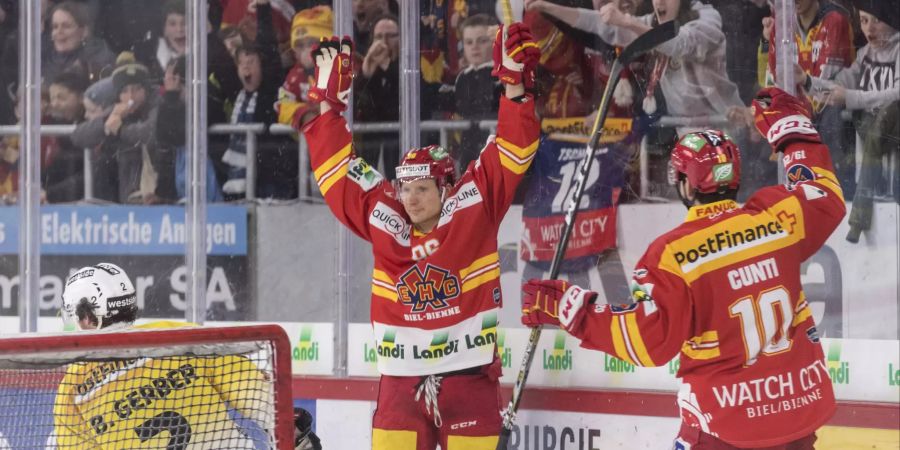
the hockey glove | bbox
[309,36,353,113]
[492,23,540,88]
[521,279,595,331]
[751,87,820,153]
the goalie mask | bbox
[395,145,457,190]
[62,263,138,330]
[668,130,741,207]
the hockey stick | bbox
[496,21,677,449]
[500,0,514,25]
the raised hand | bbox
[491,23,540,88]
[751,87,819,152]
[308,36,354,113]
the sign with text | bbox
[0,205,247,255]
[0,205,249,320]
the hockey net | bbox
[0,324,294,449]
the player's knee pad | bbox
[372,428,418,450]
[446,434,499,450]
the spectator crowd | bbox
[0,0,896,241]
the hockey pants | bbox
[372,362,501,450]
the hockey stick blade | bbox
[619,20,677,64]
[496,22,677,450]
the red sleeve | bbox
[768,138,846,260]
[468,95,540,222]
[811,11,855,76]
[302,110,391,242]
[567,243,693,367]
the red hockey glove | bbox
[751,87,820,153]
[521,279,596,330]
[308,36,353,113]
[492,23,540,88]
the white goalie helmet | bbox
[62,263,138,330]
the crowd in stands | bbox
[0,0,895,230]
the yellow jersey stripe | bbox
[624,314,655,367]
[682,345,721,360]
[792,305,812,326]
[812,167,840,188]
[318,162,348,196]
[497,144,534,165]
[682,330,721,359]
[692,330,719,343]
[373,269,393,284]
[460,253,500,279]
[372,284,398,302]
[461,267,500,293]
[314,143,352,180]
[610,317,637,365]
[495,137,538,159]
[814,177,845,202]
[499,153,530,174]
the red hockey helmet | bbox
[395,145,457,189]
[668,130,741,194]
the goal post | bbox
[0,324,295,449]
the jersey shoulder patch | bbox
[348,157,383,192]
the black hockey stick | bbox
[496,21,677,449]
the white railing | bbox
[0,120,482,203]
[2,113,892,204]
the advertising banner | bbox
[0,205,249,321]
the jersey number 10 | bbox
[729,287,793,366]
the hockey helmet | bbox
[395,145,457,189]
[62,263,138,330]
[668,130,741,194]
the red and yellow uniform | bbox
[303,95,538,450]
[567,138,844,446]
[304,95,538,377]
[52,323,273,449]
[277,65,315,128]
[766,1,854,84]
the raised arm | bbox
[304,37,389,241]
[462,23,541,221]
[751,87,846,258]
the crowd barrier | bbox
[1,115,896,204]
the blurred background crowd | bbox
[0,0,896,241]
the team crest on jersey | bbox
[786,164,815,188]
[397,264,460,312]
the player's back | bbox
[54,355,264,449]
[657,179,843,446]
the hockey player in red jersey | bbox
[299,24,540,450]
[520,87,845,449]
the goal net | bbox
[0,324,294,450]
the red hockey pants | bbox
[371,362,502,450]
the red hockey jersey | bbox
[568,137,845,445]
[766,2,854,83]
[303,96,539,376]
[276,65,315,128]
